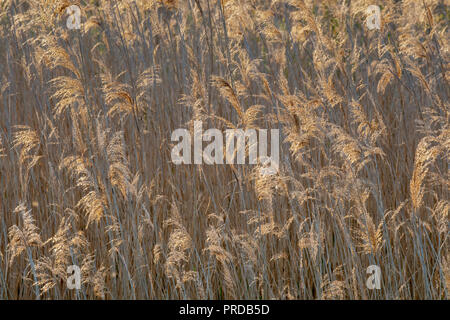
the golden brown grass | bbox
[0,0,448,299]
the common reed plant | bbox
[0,0,448,299]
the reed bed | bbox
[0,0,448,299]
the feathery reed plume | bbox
[410,137,441,210]
[12,125,42,170]
[0,0,448,300]
[8,202,42,298]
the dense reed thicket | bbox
[0,0,448,299]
